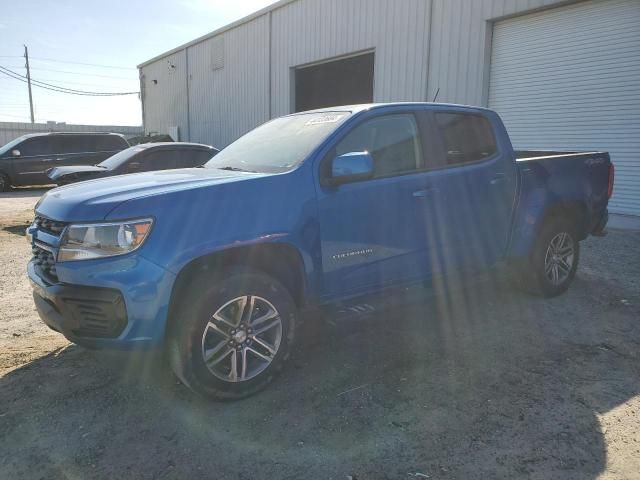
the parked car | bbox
[27,103,613,400]
[47,142,219,185]
[127,134,175,146]
[0,132,129,191]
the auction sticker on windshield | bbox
[305,113,347,126]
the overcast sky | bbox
[0,0,278,126]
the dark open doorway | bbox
[294,52,375,112]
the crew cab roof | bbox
[293,102,494,116]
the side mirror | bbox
[330,151,373,185]
[11,149,21,157]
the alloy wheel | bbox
[201,295,283,382]
[544,232,575,286]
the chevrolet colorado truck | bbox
[27,103,613,400]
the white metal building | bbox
[138,0,640,217]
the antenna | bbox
[432,87,440,103]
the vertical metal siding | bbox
[270,0,432,117]
[140,0,579,136]
[489,0,640,216]
[140,50,189,140]
[186,15,270,148]
[427,0,568,105]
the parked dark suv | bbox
[0,132,129,191]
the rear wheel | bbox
[518,217,580,297]
[0,172,10,192]
[168,270,296,400]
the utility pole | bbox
[24,45,34,123]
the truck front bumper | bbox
[28,255,176,350]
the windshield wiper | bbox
[217,166,258,173]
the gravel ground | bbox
[1,189,639,479]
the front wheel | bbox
[518,217,580,297]
[168,270,296,400]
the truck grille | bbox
[34,215,67,236]
[32,244,58,282]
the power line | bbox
[0,66,138,95]
[0,113,33,120]
[25,66,136,80]
[0,75,136,89]
[31,56,136,70]
[0,66,139,96]
[2,64,135,80]
[1,55,136,70]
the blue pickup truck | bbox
[27,103,613,399]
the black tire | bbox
[517,217,580,297]
[0,172,10,192]
[168,269,296,400]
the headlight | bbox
[57,218,153,262]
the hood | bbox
[36,167,265,221]
[47,165,106,181]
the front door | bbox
[316,111,431,298]
[11,136,62,186]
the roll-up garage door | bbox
[488,0,640,216]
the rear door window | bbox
[132,150,178,172]
[52,135,90,154]
[95,135,127,151]
[179,149,215,168]
[434,113,497,166]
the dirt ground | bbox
[1,188,639,479]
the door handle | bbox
[490,173,506,185]
[412,189,431,198]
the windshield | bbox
[98,146,148,169]
[205,111,350,173]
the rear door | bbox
[52,135,90,168]
[93,135,128,163]
[62,135,107,166]
[417,110,517,272]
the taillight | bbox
[607,163,615,199]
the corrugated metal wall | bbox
[488,0,640,216]
[427,0,568,105]
[270,0,432,117]
[187,15,271,149]
[0,121,143,146]
[140,49,189,142]
[139,0,576,148]
[140,0,433,148]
